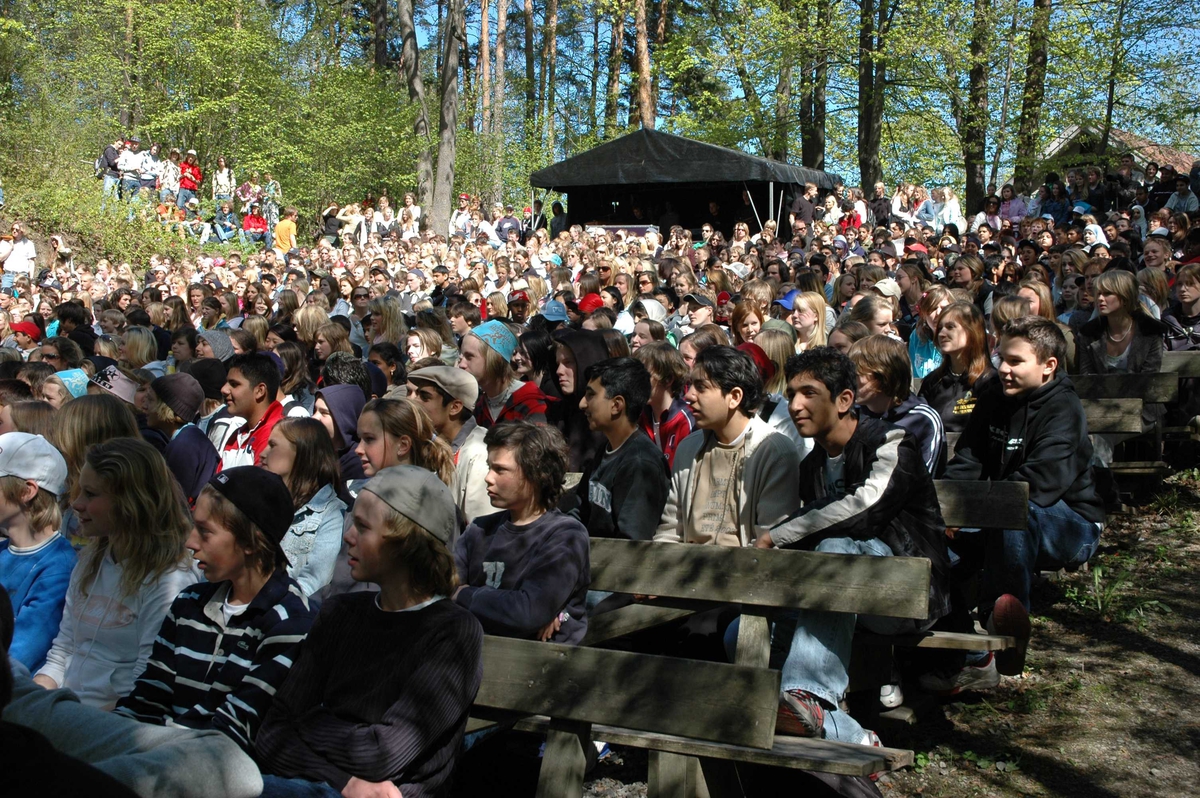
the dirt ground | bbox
[576,472,1200,798]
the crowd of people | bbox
[1,147,1200,796]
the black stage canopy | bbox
[529,129,842,235]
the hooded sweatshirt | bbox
[317,384,366,481]
[945,373,1105,524]
[549,330,609,472]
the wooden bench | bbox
[469,541,928,795]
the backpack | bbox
[94,154,105,179]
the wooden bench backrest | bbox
[1072,373,1178,403]
[474,636,781,749]
[588,539,931,619]
[1162,351,1200,377]
[1081,398,1145,433]
[933,479,1028,529]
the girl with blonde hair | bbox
[355,398,455,487]
[293,305,330,351]
[787,291,828,352]
[33,438,195,708]
[120,326,166,376]
[367,296,407,346]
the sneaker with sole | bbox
[988,593,1031,676]
[880,682,904,709]
[917,652,1000,696]
[776,689,826,738]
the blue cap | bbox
[548,254,563,267]
[472,320,518,362]
[541,300,569,322]
[773,289,802,311]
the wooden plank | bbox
[582,604,695,646]
[513,718,913,776]
[536,720,590,798]
[933,480,1029,530]
[648,752,708,798]
[1072,373,1178,403]
[1162,351,1200,377]
[588,539,931,619]
[475,637,781,750]
[1110,461,1172,476]
[734,613,771,670]
[1082,398,1145,433]
[857,630,1015,651]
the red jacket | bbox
[180,162,203,191]
[219,401,284,470]
[243,213,268,233]
[475,381,548,428]
[639,398,695,469]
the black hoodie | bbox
[549,330,609,472]
[945,373,1105,524]
[317,384,366,481]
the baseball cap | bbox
[508,290,530,304]
[362,465,458,545]
[10,322,41,342]
[459,193,470,200]
[735,343,776,383]
[208,468,294,564]
[682,292,715,309]
[773,289,802,311]
[1071,203,1090,214]
[409,365,479,412]
[872,277,902,298]
[541,300,569,322]
[0,432,67,495]
[89,365,138,404]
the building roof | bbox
[1041,125,1199,174]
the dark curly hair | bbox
[483,421,569,510]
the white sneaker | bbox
[918,652,1000,696]
[880,683,904,709]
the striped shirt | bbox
[114,568,316,751]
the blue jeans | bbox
[246,231,273,249]
[725,536,925,743]
[983,499,1099,612]
[102,174,121,208]
[121,177,141,202]
[258,775,342,797]
[177,187,197,208]
[214,224,238,243]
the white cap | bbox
[0,432,68,495]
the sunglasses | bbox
[353,292,369,299]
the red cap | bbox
[735,342,776,382]
[906,243,928,254]
[459,193,470,200]
[717,291,732,305]
[523,207,532,214]
[11,321,42,342]
[578,293,604,314]
[508,290,530,304]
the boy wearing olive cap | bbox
[115,467,317,751]
[255,466,483,798]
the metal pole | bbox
[743,182,763,231]
[769,181,775,225]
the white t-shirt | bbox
[222,597,250,626]
[825,452,846,498]
[4,238,36,274]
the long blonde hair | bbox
[360,398,455,487]
[76,438,192,599]
[57,394,140,501]
[121,326,159,369]
[794,291,829,350]
[368,297,408,345]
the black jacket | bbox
[1078,310,1167,428]
[945,373,1105,524]
[770,416,951,622]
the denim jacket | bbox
[283,483,347,597]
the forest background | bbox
[0,0,1197,256]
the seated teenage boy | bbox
[941,316,1103,676]
[454,421,590,644]
[115,468,317,751]
[655,346,801,546]
[633,341,694,468]
[255,466,483,798]
[220,353,285,469]
[575,357,670,541]
[0,432,75,672]
[754,347,951,742]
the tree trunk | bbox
[1012,0,1050,192]
[591,10,601,134]
[120,0,134,129]
[481,0,491,136]
[397,0,434,207]
[604,3,626,138]
[430,0,465,235]
[770,0,792,161]
[961,0,990,212]
[800,2,828,170]
[541,0,559,141]
[652,0,668,108]
[494,0,508,199]
[989,0,1019,188]
[524,0,536,125]
[372,0,388,69]
[1097,0,1127,158]
[857,0,889,191]
[634,0,654,128]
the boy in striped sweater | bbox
[115,467,316,750]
